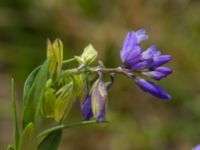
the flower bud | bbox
[41,79,56,118]
[91,79,107,122]
[79,44,97,65]
[47,39,63,78]
[54,83,75,122]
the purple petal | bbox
[135,29,149,43]
[124,45,141,69]
[131,59,153,70]
[134,77,171,100]
[152,55,172,68]
[81,95,93,120]
[193,145,200,150]
[142,45,158,60]
[142,71,168,80]
[155,67,173,75]
[121,31,137,62]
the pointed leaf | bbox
[23,66,40,105]
[37,130,62,150]
[23,60,49,128]
[18,123,37,150]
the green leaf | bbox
[11,78,20,149]
[23,60,49,128]
[23,66,40,105]
[18,123,37,150]
[7,145,15,150]
[37,130,62,150]
[37,120,107,138]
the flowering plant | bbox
[7,29,172,150]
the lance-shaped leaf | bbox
[37,130,62,150]
[91,79,107,122]
[23,66,40,105]
[23,60,49,128]
[18,123,37,150]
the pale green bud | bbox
[41,79,56,118]
[54,83,75,122]
[47,39,63,78]
[41,88,56,118]
[79,44,97,65]
[73,74,88,101]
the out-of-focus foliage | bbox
[1,0,200,150]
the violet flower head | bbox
[121,29,172,100]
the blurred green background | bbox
[1,0,200,149]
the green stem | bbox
[37,120,107,138]
[11,78,20,150]
[62,58,76,65]
[62,66,135,79]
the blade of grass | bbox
[11,78,20,149]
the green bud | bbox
[41,88,56,118]
[54,83,75,122]
[73,74,88,101]
[41,79,56,118]
[79,44,97,65]
[47,39,63,78]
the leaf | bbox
[37,130,62,150]
[23,66,40,105]
[7,145,15,150]
[18,123,37,150]
[23,60,49,128]
[11,78,20,149]
[37,120,106,138]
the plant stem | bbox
[37,120,107,138]
[62,58,76,65]
[62,66,135,79]
[11,78,20,149]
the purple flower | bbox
[81,79,108,122]
[120,29,148,63]
[120,29,172,100]
[81,95,93,121]
[134,77,171,100]
[193,144,200,150]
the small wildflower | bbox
[81,78,108,122]
[121,29,172,100]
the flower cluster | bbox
[81,29,172,122]
[120,29,172,100]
